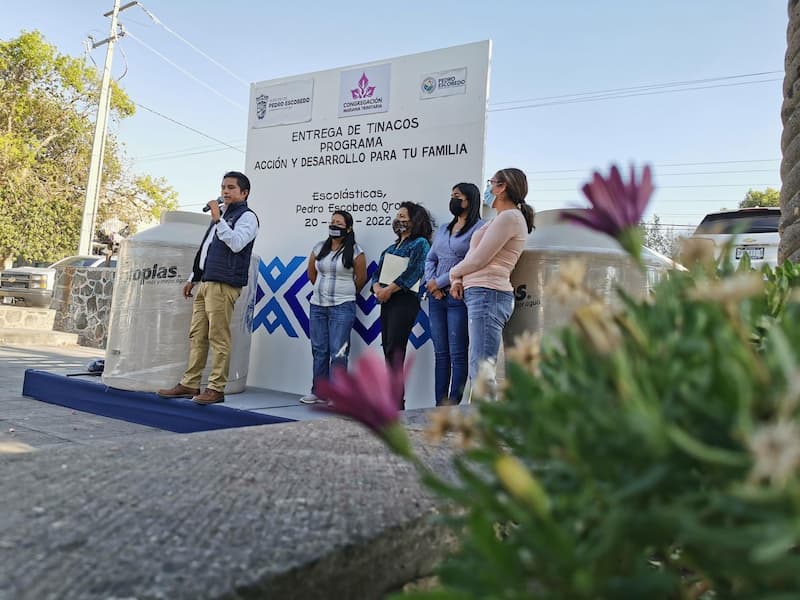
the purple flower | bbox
[562,164,654,262]
[315,351,413,456]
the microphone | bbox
[203,196,224,213]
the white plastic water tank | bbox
[503,208,677,347]
[102,211,258,393]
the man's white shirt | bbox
[193,204,259,282]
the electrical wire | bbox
[529,168,778,182]
[488,70,782,107]
[132,145,245,163]
[135,2,249,86]
[125,30,246,111]
[133,140,245,161]
[488,77,780,113]
[524,159,779,175]
[134,102,244,153]
[530,183,779,192]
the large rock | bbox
[0,413,458,600]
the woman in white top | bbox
[301,210,367,404]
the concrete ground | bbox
[0,341,460,599]
[0,343,167,450]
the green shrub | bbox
[399,258,800,599]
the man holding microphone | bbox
[158,171,259,405]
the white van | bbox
[692,208,780,269]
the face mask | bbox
[392,219,408,235]
[329,225,346,238]
[483,184,495,207]
[449,197,464,217]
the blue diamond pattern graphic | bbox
[253,256,430,346]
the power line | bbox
[132,140,244,161]
[489,70,782,107]
[488,77,780,113]
[135,2,249,86]
[134,102,245,152]
[529,168,778,182]
[524,158,780,175]
[531,183,779,192]
[125,30,246,111]
[133,145,244,163]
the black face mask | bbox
[392,219,408,236]
[329,225,347,238]
[449,197,465,217]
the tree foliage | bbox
[641,214,680,257]
[739,187,780,208]
[0,30,178,264]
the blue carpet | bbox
[22,369,295,433]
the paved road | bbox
[0,344,165,451]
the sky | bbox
[2,0,789,236]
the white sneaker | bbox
[299,393,322,404]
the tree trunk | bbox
[780,0,800,262]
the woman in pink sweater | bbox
[450,168,534,396]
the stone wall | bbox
[51,266,115,348]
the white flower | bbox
[472,358,498,400]
[572,303,622,355]
[506,330,542,376]
[688,273,764,304]
[547,259,590,303]
[747,420,800,487]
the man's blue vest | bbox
[201,201,257,288]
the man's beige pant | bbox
[181,281,241,392]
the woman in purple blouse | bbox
[424,182,483,405]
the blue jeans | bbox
[464,287,514,384]
[428,293,468,406]
[309,301,356,394]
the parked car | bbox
[0,255,117,308]
[691,207,780,269]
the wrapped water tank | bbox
[102,211,258,393]
[503,209,678,348]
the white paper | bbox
[379,253,419,293]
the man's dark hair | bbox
[223,171,251,198]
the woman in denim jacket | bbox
[424,183,483,405]
[450,169,534,399]
[371,202,433,407]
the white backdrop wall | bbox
[245,41,490,409]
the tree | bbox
[780,1,800,262]
[641,214,680,257]
[0,31,178,265]
[739,187,780,208]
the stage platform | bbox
[22,369,330,434]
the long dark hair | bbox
[398,201,434,243]
[495,168,535,234]
[448,182,481,237]
[316,210,356,269]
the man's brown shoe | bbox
[192,388,225,405]
[157,383,200,398]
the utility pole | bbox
[78,0,138,256]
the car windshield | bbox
[49,256,104,268]
[694,211,779,235]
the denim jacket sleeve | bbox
[394,238,430,290]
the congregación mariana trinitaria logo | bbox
[338,63,391,117]
[351,73,375,99]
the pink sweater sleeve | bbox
[450,211,518,280]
